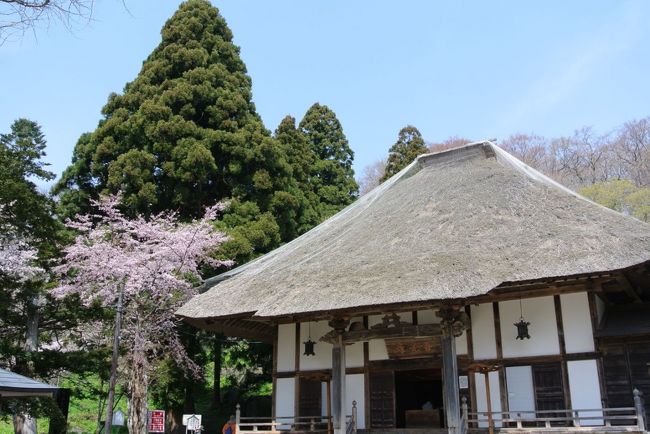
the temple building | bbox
[177,141,650,434]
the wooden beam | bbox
[272,324,278,419]
[441,327,461,434]
[331,333,346,434]
[619,274,643,303]
[363,316,370,432]
[492,303,509,416]
[321,323,441,345]
[464,305,478,416]
[295,322,301,419]
[554,295,572,410]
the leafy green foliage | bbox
[0,119,113,433]
[579,179,650,222]
[52,0,306,261]
[382,125,428,181]
[299,103,358,218]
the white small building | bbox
[178,142,650,434]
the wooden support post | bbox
[326,380,332,434]
[329,319,349,434]
[634,388,646,432]
[236,403,241,433]
[438,306,469,434]
[484,371,494,434]
[442,323,460,434]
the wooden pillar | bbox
[484,371,494,434]
[438,306,469,434]
[326,380,333,434]
[442,324,460,434]
[329,319,349,434]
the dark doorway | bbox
[395,369,443,428]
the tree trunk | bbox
[127,358,149,434]
[13,414,37,434]
[14,297,39,434]
[212,334,223,409]
[166,408,184,434]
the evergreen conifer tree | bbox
[52,1,321,426]
[273,115,321,235]
[53,0,302,254]
[381,125,428,181]
[299,103,358,218]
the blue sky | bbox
[1,0,649,189]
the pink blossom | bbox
[53,194,233,398]
[0,203,43,281]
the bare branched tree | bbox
[0,0,95,44]
[613,117,650,187]
[358,159,386,196]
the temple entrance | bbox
[369,368,444,430]
[395,369,443,429]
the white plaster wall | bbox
[475,371,502,427]
[277,324,295,372]
[418,309,440,324]
[300,320,333,370]
[368,339,389,360]
[471,304,497,360]
[456,331,468,355]
[560,292,594,353]
[275,377,295,428]
[346,374,366,429]
[568,360,603,425]
[500,296,559,358]
[368,314,412,361]
[506,366,535,416]
[321,383,328,418]
[346,343,364,368]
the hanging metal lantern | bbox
[303,338,316,356]
[514,295,531,340]
[303,322,316,356]
[514,318,531,340]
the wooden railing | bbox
[461,389,647,432]
[235,401,358,433]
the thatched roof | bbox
[177,141,650,323]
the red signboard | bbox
[148,410,165,433]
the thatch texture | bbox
[177,142,650,321]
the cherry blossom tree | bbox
[0,203,42,280]
[53,195,233,434]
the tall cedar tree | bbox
[51,0,353,427]
[52,0,305,259]
[381,125,428,181]
[273,115,321,235]
[299,103,358,218]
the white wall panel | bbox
[471,304,497,360]
[561,292,594,353]
[456,331,468,355]
[506,366,535,416]
[346,343,364,368]
[500,296,559,358]
[275,377,295,424]
[346,374,366,429]
[369,339,388,360]
[475,371,502,427]
[277,324,295,372]
[300,321,333,370]
[368,314,401,360]
[418,309,440,324]
[568,360,603,425]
